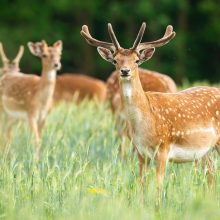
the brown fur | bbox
[0,40,62,160]
[107,68,176,112]
[54,74,107,103]
[107,67,177,157]
[81,23,218,200]
[116,49,220,195]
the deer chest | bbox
[126,106,157,158]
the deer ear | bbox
[53,40,63,53]
[28,42,43,57]
[97,47,114,63]
[138,47,155,65]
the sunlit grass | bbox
[0,97,219,220]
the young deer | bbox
[0,40,62,160]
[0,43,24,127]
[107,68,177,157]
[54,73,107,103]
[81,23,220,197]
[0,43,24,75]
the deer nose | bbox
[120,68,130,77]
[54,63,61,70]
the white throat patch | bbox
[47,70,56,81]
[121,82,132,102]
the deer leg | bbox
[156,143,170,205]
[5,117,17,143]
[115,113,128,159]
[120,134,127,159]
[38,119,46,138]
[28,116,40,161]
[216,145,220,156]
[137,152,145,188]
[137,150,151,203]
[202,156,214,189]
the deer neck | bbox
[119,68,157,145]
[120,68,147,108]
[40,65,57,86]
[37,65,57,105]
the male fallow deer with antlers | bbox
[0,40,62,160]
[81,22,220,199]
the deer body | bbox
[54,74,107,103]
[81,22,219,199]
[107,67,177,158]
[0,40,62,160]
[2,71,55,120]
[121,74,220,162]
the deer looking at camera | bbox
[81,23,220,198]
[107,67,176,158]
[0,43,24,75]
[0,40,62,160]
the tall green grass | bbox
[0,100,219,220]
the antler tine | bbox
[81,25,115,52]
[13,45,24,63]
[131,22,146,50]
[107,23,120,50]
[0,42,9,63]
[137,25,176,51]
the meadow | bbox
[0,93,219,220]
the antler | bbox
[80,25,116,52]
[0,42,9,63]
[13,45,24,63]
[136,25,176,51]
[131,22,146,50]
[107,23,120,50]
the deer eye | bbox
[135,60,140,64]
[112,59,117,65]
[42,54,47,58]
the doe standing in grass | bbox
[0,40,62,160]
[81,22,220,199]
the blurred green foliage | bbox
[0,0,219,84]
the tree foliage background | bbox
[0,0,219,84]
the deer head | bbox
[0,42,24,74]
[81,22,175,80]
[28,40,62,71]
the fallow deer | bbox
[54,73,107,103]
[107,67,177,157]
[81,23,220,199]
[0,42,24,75]
[0,40,62,160]
[0,43,106,104]
[0,43,25,132]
